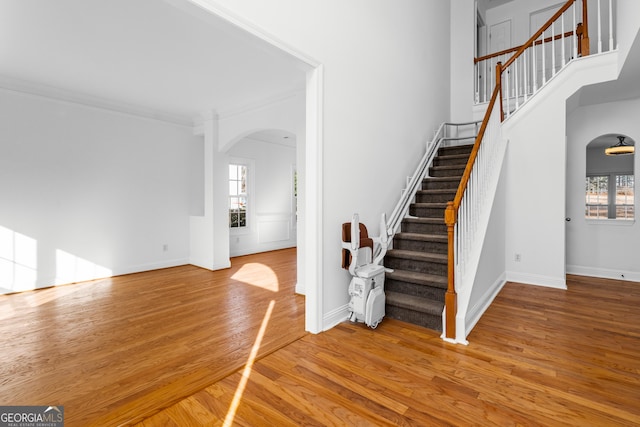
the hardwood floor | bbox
[140,275,640,426]
[0,248,305,426]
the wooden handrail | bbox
[443,75,501,340]
[503,0,585,70]
[475,30,576,64]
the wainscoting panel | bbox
[258,215,291,244]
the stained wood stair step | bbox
[385,249,447,264]
[394,232,447,243]
[386,269,447,289]
[385,291,444,315]
[411,202,448,208]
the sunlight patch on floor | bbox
[224,299,275,426]
[231,263,279,292]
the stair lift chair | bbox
[341,213,389,328]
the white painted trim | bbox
[179,0,324,334]
[179,0,321,68]
[323,303,349,331]
[305,65,324,334]
[505,271,567,289]
[35,258,191,289]
[566,265,640,283]
[0,75,194,127]
[295,281,306,295]
[229,243,296,258]
[465,273,507,338]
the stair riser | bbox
[386,279,446,302]
[385,306,443,332]
[384,256,447,276]
[429,167,465,177]
[415,192,455,203]
[401,221,446,235]
[421,179,460,190]
[433,157,469,167]
[438,146,474,156]
[392,238,447,254]
[409,205,445,218]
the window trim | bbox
[585,171,635,223]
[228,158,254,234]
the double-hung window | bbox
[585,174,634,220]
[229,164,248,228]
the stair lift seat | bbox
[341,213,389,328]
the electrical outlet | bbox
[514,253,521,262]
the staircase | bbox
[384,143,474,331]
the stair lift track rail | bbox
[386,121,481,242]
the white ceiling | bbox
[0,0,307,126]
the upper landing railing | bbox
[475,0,616,114]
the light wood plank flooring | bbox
[140,274,640,426]
[0,248,305,426]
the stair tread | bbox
[402,217,445,224]
[386,249,447,262]
[436,153,472,161]
[411,202,448,208]
[422,176,461,182]
[394,232,447,242]
[386,269,447,287]
[416,189,457,194]
[430,165,466,170]
[386,291,444,315]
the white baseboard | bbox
[465,273,507,337]
[323,303,350,331]
[506,271,567,289]
[229,242,296,258]
[295,282,306,295]
[566,265,640,283]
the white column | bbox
[189,111,231,270]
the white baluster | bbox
[609,0,614,51]
[515,57,519,110]
[573,1,578,59]
[533,37,538,91]
[561,12,566,67]
[598,0,602,53]
[542,29,546,84]
[505,67,510,118]
[524,48,529,101]
[551,21,556,76]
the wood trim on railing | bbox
[474,30,576,64]
[582,0,590,56]
[443,81,501,340]
[503,0,578,70]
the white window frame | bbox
[228,158,254,234]
[586,172,635,222]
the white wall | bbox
[0,88,197,292]
[502,52,618,289]
[465,154,507,335]
[451,0,475,122]
[227,136,297,257]
[485,0,573,48]
[566,97,640,281]
[196,0,452,331]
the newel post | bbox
[581,0,590,56]
[496,62,504,122]
[444,202,457,340]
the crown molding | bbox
[0,75,195,128]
